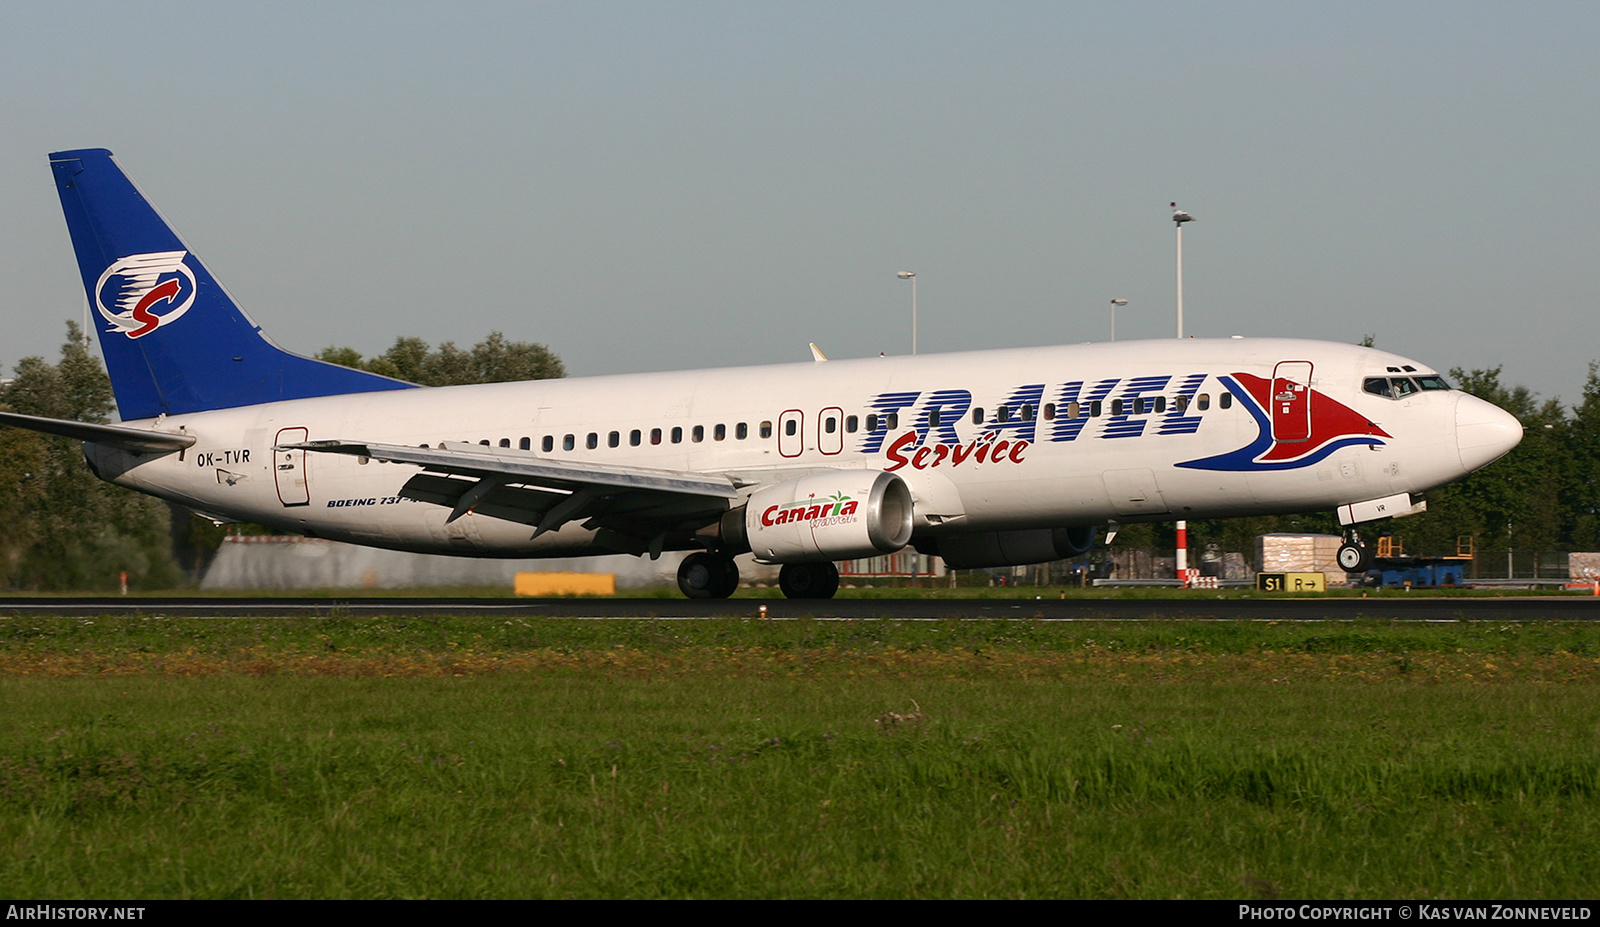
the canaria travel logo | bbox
[760,491,860,527]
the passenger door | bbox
[1270,361,1314,444]
[274,426,310,506]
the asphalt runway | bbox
[2,595,1600,620]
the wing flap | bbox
[294,440,739,540]
[291,440,741,498]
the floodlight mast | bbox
[897,271,917,355]
[1172,203,1196,580]
[1110,298,1129,341]
[1172,203,1194,339]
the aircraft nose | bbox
[1455,393,1522,473]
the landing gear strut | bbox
[779,561,840,600]
[1337,531,1373,574]
[677,552,740,599]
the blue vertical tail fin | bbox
[49,148,414,421]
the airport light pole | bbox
[898,271,918,354]
[1172,204,1196,580]
[1172,203,1194,339]
[1110,298,1128,341]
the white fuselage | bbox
[84,337,1517,559]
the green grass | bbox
[2,618,1599,898]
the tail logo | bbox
[94,251,197,339]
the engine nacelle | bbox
[928,526,1097,569]
[722,471,913,563]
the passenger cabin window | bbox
[692,425,704,443]
[542,436,553,452]
[1111,399,1124,416]
[927,411,940,428]
[972,408,985,425]
[499,438,510,448]
[886,412,899,429]
[760,421,773,439]
[586,433,598,450]
[651,428,662,445]
[1043,403,1055,421]
[1197,394,1210,411]
[1067,401,1081,419]
[1155,397,1167,413]
[714,424,726,441]
[997,406,1011,423]
[671,427,683,444]
[519,437,530,450]
[1174,395,1189,413]
[866,414,879,431]
[736,423,748,440]
[630,429,642,446]
[845,415,858,433]
[1022,404,1034,421]
[824,415,837,433]
[785,419,797,436]
[1220,393,1233,409]
[1090,400,1102,417]
[608,431,620,448]
[563,434,575,451]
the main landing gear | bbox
[676,554,842,600]
[779,561,840,600]
[677,552,740,599]
[1337,530,1374,574]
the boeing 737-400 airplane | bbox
[1,149,1523,598]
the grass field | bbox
[2,616,1598,898]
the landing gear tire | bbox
[678,552,740,599]
[1337,541,1372,574]
[779,561,840,600]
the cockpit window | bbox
[1367,375,1450,399]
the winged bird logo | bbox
[94,251,197,339]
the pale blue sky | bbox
[3,2,1597,404]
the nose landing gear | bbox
[1337,531,1373,574]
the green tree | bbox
[1560,363,1600,551]
[317,332,565,386]
[1380,367,1567,572]
[0,324,180,591]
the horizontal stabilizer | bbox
[0,411,195,452]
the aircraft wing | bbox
[0,410,196,452]
[288,440,742,545]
